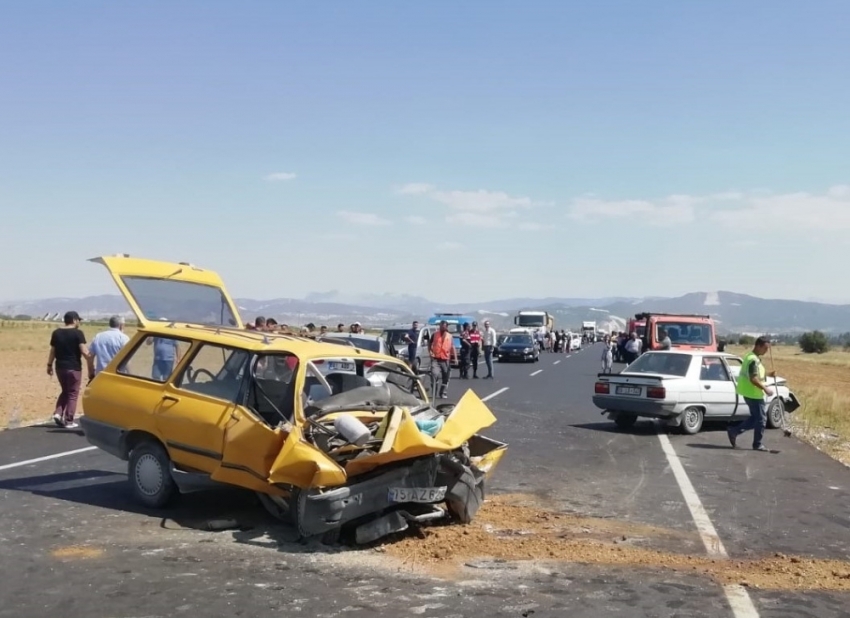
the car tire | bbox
[128,440,177,509]
[766,397,785,429]
[614,414,637,429]
[680,406,704,435]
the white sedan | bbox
[591,351,800,434]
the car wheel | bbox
[767,397,785,429]
[680,406,704,435]
[128,440,177,509]
[614,414,637,429]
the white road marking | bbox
[657,433,760,617]
[553,360,561,365]
[481,387,509,402]
[530,370,543,376]
[0,446,97,472]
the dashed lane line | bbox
[530,369,543,376]
[0,446,98,472]
[481,387,509,402]
[657,433,760,618]
[553,360,561,365]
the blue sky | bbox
[1,1,848,304]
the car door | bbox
[417,327,433,373]
[721,356,748,419]
[157,342,251,473]
[698,355,738,419]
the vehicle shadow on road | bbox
[0,468,368,555]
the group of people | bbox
[47,312,130,428]
[245,316,365,337]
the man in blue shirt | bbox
[403,320,420,367]
[146,336,180,381]
[88,316,130,377]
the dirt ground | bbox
[380,494,850,592]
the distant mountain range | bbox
[3,291,850,335]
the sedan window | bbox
[625,353,692,377]
[700,357,730,381]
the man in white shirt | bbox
[89,316,130,378]
[624,331,642,364]
[481,320,497,379]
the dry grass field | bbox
[1,321,848,466]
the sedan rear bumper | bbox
[592,395,680,418]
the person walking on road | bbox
[89,316,130,376]
[727,337,776,452]
[47,311,92,429]
[601,340,614,374]
[481,320,497,379]
[468,321,482,378]
[430,320,457,398]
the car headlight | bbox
[523,347,531,353]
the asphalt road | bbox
[1,344,849,617]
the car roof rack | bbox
[634,312,713,320]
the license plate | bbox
[616,385,641,396]
[328,362,355,372]
[388,486,447,503]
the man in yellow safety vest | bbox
[727,336,776,451]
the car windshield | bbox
[625,353,692,376]
[657,322,712,346]
[301,357,426,413]
[504,335,533,345]
[330,336,382,352]
[517,315,545,327]
[120,275,239,326]
[383,329,412,346]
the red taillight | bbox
[646,386,666,399]
[595,382,610,394]
[364,360,378,368]
[312,360,325,365]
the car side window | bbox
[723,357,743,381]
[700,357,730,381]
[176,343,250,403]
[116,334,184,383]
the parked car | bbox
[569,333,582,352]
[79,254,508,545]
[591,351,800,434]
[496,333,539,363]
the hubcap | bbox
[686,409,700,427]
[135,453,163,496]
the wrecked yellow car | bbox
[80,255,507,543]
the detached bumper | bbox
[592,395,680,418]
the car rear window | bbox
[626,353,692,376]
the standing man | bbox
[458,322,471,379]
[468,321,482,378]
[728,337,776,452]
[47,311,92,429]
[624,332,642,364]
[146,336,180,381]
[337,323,346,332]
[89,316,130,376]
[481,319,497,379]
[403,320,420,369]
[600,339,614,374]
[429,320,457,399]
[658,328,672,350]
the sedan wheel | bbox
[767,397,785,429]
[128,440,177,508]
[680,406,704,435]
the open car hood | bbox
[267,389,507,488]
[89,254,243,329]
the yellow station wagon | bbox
[80,255,507,544]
